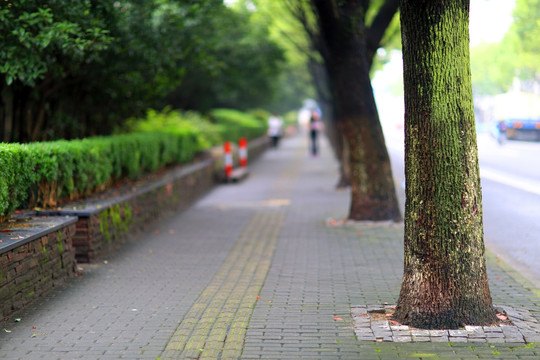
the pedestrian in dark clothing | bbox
[309,111,322,156]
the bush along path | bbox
[0,108,268,225]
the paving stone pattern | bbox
[352,304,540,343]
[1,136,540,359]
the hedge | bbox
[0,108,269,223]
[0,131,203,222]
[0,143,35,222]
[209,108,267,143]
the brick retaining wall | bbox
[0,136,269,317]
[71,160,215,262]
[0,217,77,317]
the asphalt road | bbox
[478,134,540,286]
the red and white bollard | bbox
[224,141,233,179]
[238,138,248,168]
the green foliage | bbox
[471,41,516,95]
[209,109,267,142]
[471,0,540,95]
[0,143,34,222]
[1,0,286,142]
[511,0,540,85]
[0,0,113,86]
[0,106,270,221]
[166,4,285,113]
[283,111,299,126]
[125,107,267,146]
[251,0,317,112]
[122,108,221,150]
[248,109,272,124]
[0,131,206,219]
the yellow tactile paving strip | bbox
[160,142,304,360]
[160,211,285,360]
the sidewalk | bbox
[1,135,540,359]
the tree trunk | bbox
[312,0,401,221]
[336,133,352,189]
[394,0,497,329]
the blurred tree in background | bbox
[510,0,540,91]
[165,1,285,113]
[0,0,288,143]
[471,0,540,95]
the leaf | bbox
[333,316,343,321]
[496,313,508,321]
[4,329,11,333]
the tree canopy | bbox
[0,0,289,142]
[471,0,540,95]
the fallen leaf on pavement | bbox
[496,313,508,321]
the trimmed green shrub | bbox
[0,144,35,222]
[122,108,221,151]
[209,108,267,143]
[0,130,207,217]
[0,108,269,222]
[248,109,272,124]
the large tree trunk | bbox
[394,0,497,329]
[336,133,352,189]
[312,0,401,221]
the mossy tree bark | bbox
[311,0,401,221]
[393,0,498,329]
